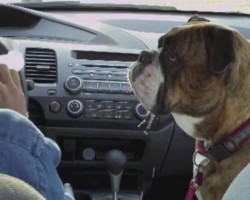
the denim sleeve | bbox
[0,109,65,200]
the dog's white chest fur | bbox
[171,112,204,137]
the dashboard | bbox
[1,3,250,198]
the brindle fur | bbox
[130,16,250,200]
[158,19,250,143]
[159,18,250,199]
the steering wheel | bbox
[0,42,28,105]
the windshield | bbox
[2,0,250,14]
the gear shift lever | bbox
[104,150,127,200]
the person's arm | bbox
[0,65,67,200]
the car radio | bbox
[57,59,150,123]
[27,48,158,130]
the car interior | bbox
[0,1,250,199]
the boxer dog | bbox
[128,15,250,200]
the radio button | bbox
[114,111,123,119]
[104,110,113,119]
[123,110,133,120]
[121,83,133,94]
[64,76,82,94]
[98,82,110,92]
[114,102,124,110]
[85,110,92,118]
[124,102,134,110]
[72,69,84,75]
[104,101,113,109]
[86,100,95,109]
[85,109,97,118]
[110,83,121,93]
[85,81,98,92]
[95,101,105,109]
[96,110,104,118]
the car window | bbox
[1,0,250,14]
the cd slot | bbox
[72,50,138,62]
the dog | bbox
[128,15,250,200]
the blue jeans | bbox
[0,109,66,200]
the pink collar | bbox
[185,118,250,200]
[198,118,250,161]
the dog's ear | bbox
[205,27,236,73]
[158,35,164,48]
[187,15,210,23]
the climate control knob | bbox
[64,76,82,94]
[135,103,150,119]
[66,99,84,118]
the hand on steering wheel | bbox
[0,64,27,117]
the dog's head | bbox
[128,16,248,137]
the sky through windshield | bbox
[1,0,250,14]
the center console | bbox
[25,43,192,200]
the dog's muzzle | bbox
[128,50,165,113]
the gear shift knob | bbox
[105,149,127,175]
[104,150,127,200]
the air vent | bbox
[25,48,57,83]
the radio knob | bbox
[66,100,84,118]
[64,76,82,94]
[135,103,150,119]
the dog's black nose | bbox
[138,50,154,64]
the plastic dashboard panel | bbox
[1,4,250,182]
[0,4,148,49]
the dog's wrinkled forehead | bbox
[158,15,211,49]
[158,28,180,49]
[157,27,191,53]
[157,15,236,74]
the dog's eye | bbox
[168,52,176,62]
